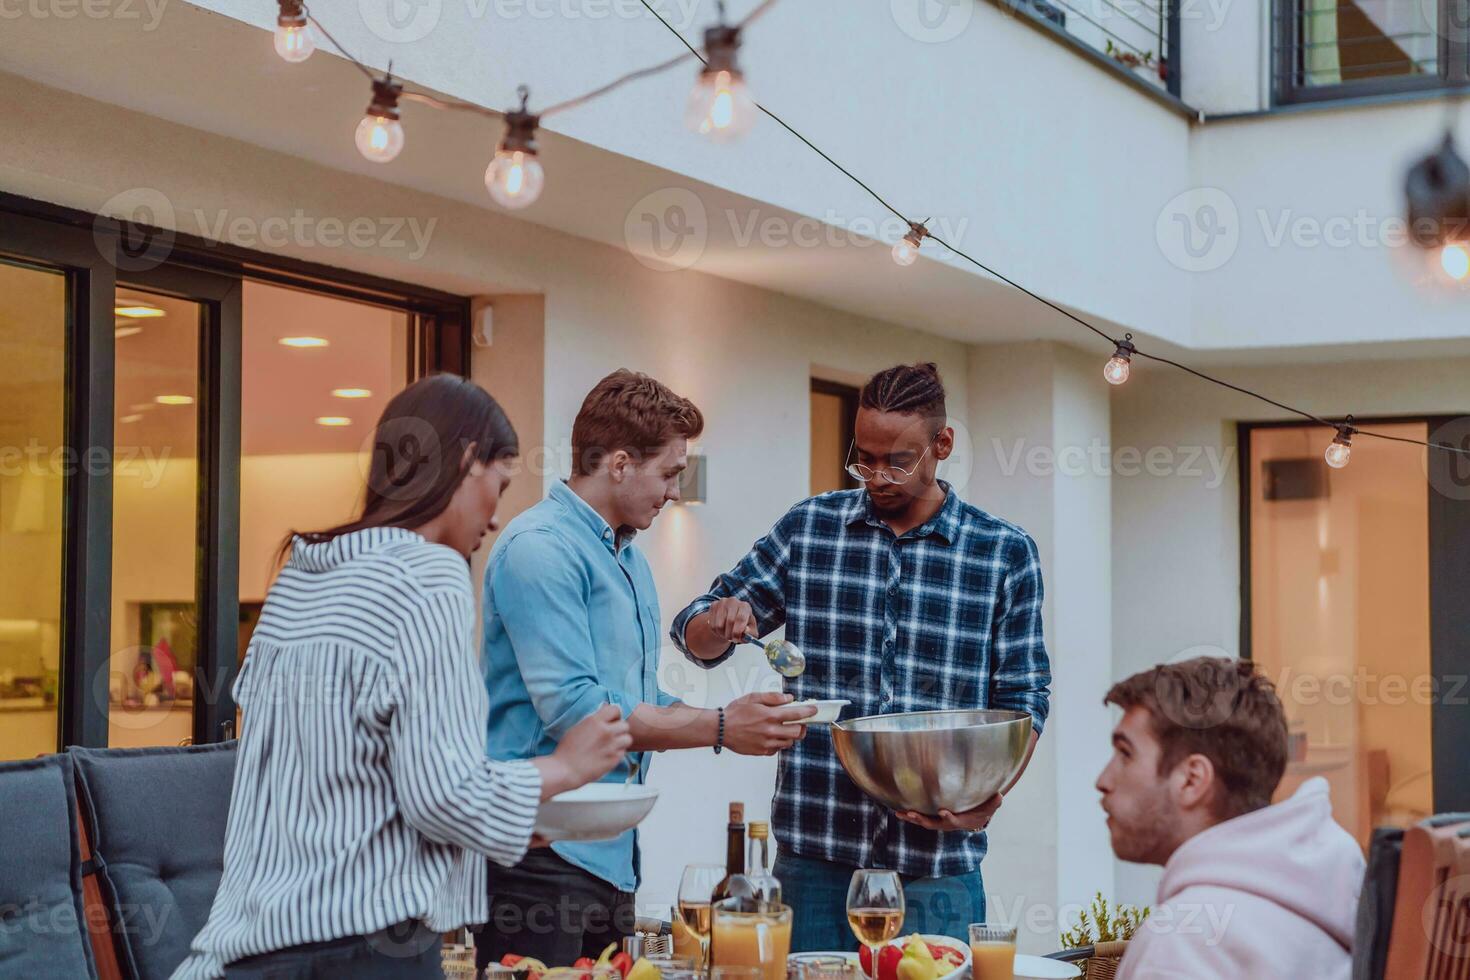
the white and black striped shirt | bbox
[173,527,541,980]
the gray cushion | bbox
[0,754,97,979]
[70,741,237,980]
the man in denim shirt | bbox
[673,363,1052,951]
[476,370,814,967]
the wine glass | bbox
[846,870,904,977]
[676,863,724,969]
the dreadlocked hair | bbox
[860,362,947,428]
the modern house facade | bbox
[1,0,1467,952]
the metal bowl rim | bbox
[832,707,1033,732]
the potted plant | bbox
[1058,893,1150,979]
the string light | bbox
[1104,334,1135,385]
[355,76,405,163]
[284,0,1470,466]
[892,221,927,267]
[1441,242,1470,280]
[1325,420,1355,469]
[686,3,756,142]
[273,0,315,63]
[1405,131,1470,250]
[485,87,545,210]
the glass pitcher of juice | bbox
[710,900,793,980]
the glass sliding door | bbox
[108,288,202,747]
[1246,422,1433,845]
[0,260,68,760]
[236,281,410,652]
[1,193,468,749]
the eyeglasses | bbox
[844,439,933,486]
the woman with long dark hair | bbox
[174,375,631,980]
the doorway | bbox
[1242,418,1470,843]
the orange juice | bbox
[969,941,1016,980]
[711,907,792,980]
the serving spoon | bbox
[742,634,807,678]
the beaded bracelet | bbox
[714,706,726,754]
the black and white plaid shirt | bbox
[671,484,1051,878]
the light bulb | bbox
[355,114,404,163]
[892,238,919,267]
[355,77,404,163]
[1104,336,1136,385]
[685,69,756,142]
[1442,243,1470,280]
[485,150,545,210]
[273,21,315,62]
[1325,426,1353,469]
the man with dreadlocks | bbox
[672,362,1051,951]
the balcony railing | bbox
[1003,0,1182,98]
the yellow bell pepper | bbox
[896,935,939,980]
[595,943,620,968]
[626,959,663,980]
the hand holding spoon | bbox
[743,634,806,678]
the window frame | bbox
[1272,0,1470,106]
[0,191,471,750]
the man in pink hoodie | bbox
[1096,657,1365,979]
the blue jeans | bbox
[774,854,986,953]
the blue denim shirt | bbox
[483,480,677,892]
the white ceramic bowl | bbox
[847,934,972,979]
[784,699,851,725]
[533,783,660,842]
[1014,954,1081,979]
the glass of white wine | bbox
[846,869,905,976]
[677,863,724,970]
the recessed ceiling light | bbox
[115,304,165,319]
[155,394,195,406]
[316,416,352,427]
[279,336,329,348]
[115,326,143,339]
[119,414,144,424]
[331,388,372,399]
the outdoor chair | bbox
[70,741,238,980]
[1045,940,1128,978]
[0,753,99,979]
[1352,825,1407,980]
[1380,811,1470,978]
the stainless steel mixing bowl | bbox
[831,708,1033,816]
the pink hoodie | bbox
[1116,778,1365,980]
